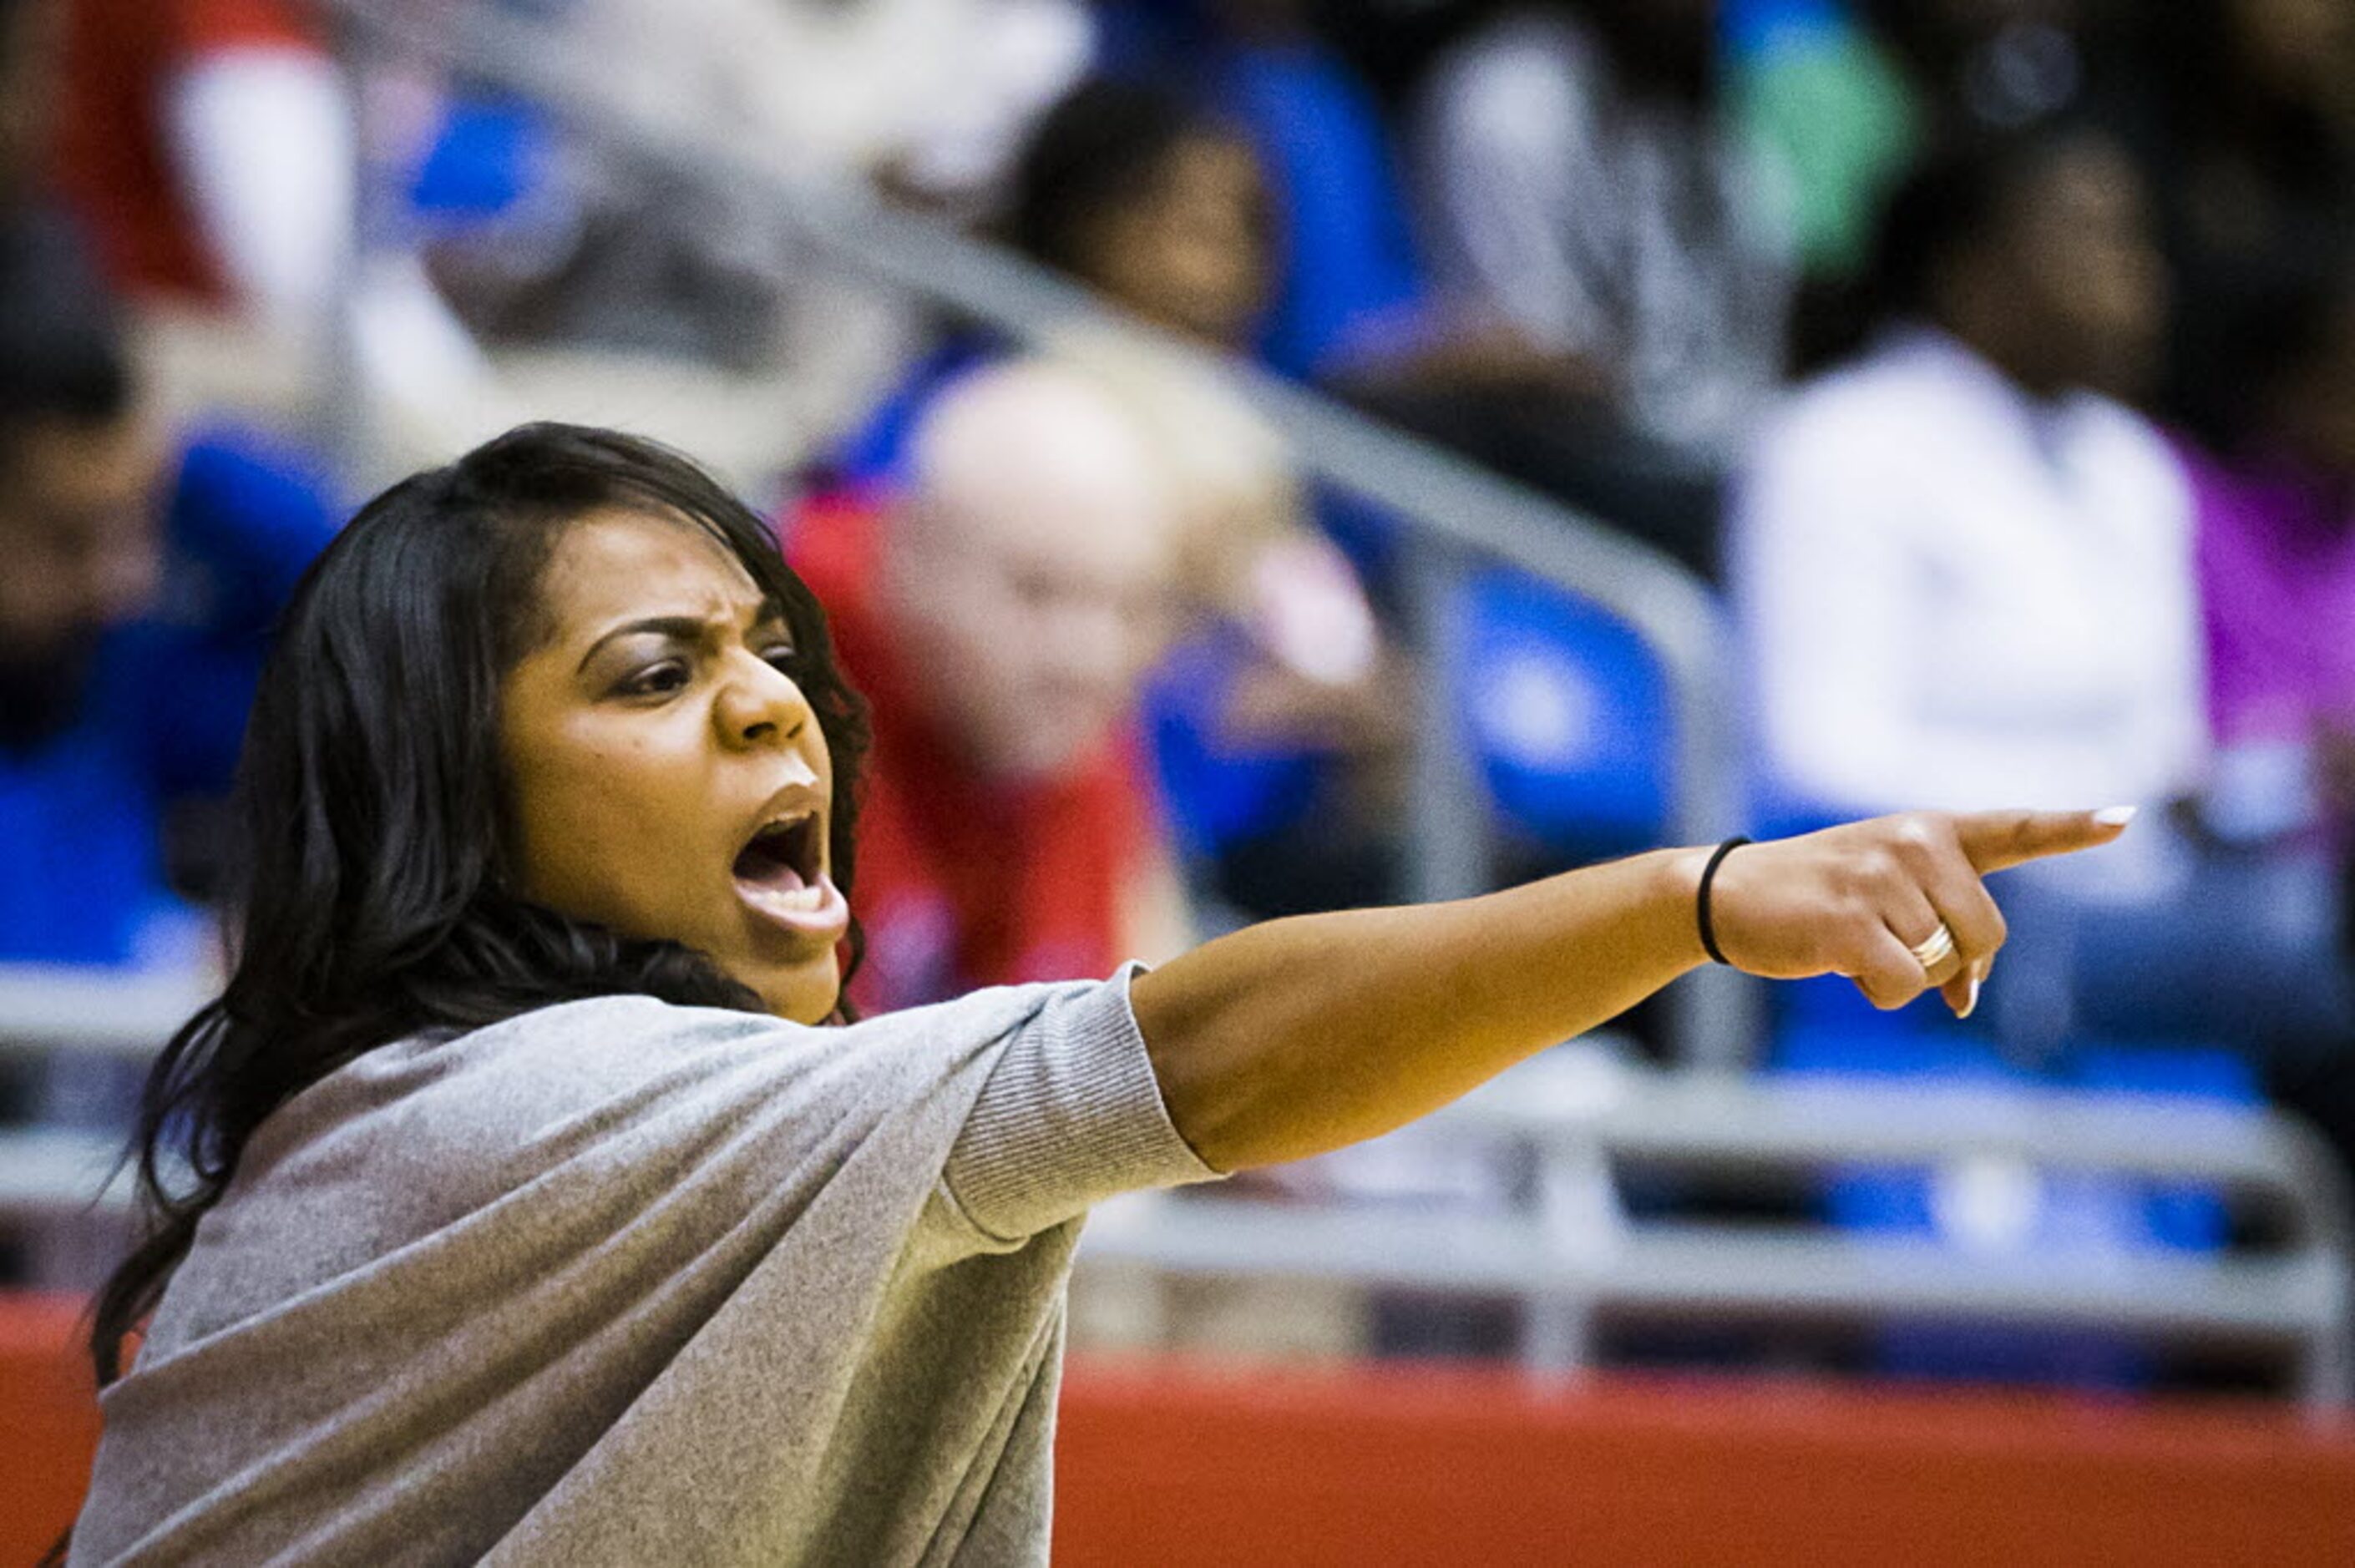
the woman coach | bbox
[65,423,2129,1563]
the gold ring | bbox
[1908,923,1958,976]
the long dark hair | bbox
[87,422,872,1386]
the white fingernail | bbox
[1959,972,1981,1019]
[2093,805,2139,827]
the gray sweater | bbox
[72,969,1218,1565]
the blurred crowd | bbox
[4,0,2355,1373]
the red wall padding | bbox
[1052,1356,2355,1565]
[1,1295,100,1565]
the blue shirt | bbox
[1216,41,1427,382]
[0,431,337,965]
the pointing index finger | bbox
[1955,806,2138,873]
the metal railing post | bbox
[1401,539,1489,907]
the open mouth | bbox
[731,812,845,938]
[733,813,821,892]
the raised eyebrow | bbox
[575,601,795,674]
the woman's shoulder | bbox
[235,979,1117,1187]
[467,981,1093,1067]
[220,984,1086,1236]
[308,983,1094,1130]
[222,996,787,1189]
[352,993,801,1102]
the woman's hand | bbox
[1701,807,2137,1019]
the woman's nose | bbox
[717,652,816,751]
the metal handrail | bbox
[0,966,212,1059]
[321,0,1757,1069]
[1450,1057,2355,1204]
[0,1129,132,1216]
[1079,1049,2355,1410]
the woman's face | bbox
[499,509,845,1023]
[1085,134,1273,348]
[1995,137,2166,399]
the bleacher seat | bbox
[2066,1040,2258,1253]
[1770,1022,2259,1388]
[1451,568,1670,867]
[1142,629,1322,866]
[410,95,550,225]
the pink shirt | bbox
[2185,443,2355,744]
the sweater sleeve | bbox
[941,964,1223,1243]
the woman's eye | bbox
[618,660,690,698]
[762,645,798,671]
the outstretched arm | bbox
[1129,807,2133,1171]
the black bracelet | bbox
[1695,836,1752,967]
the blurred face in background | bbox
[885,365,1178,782]
[1982,136,2167,400]
[2227,0,2355,111]
[0,0,62,200]
[2273,288,2355,482]
[1076,131,1273,350]
[0,412,166,672]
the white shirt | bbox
[1732,330,2207,893]
[570,0,1091,197]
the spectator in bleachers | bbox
[1735,124,2352,1065]
[1080,9,1597,468]
[1065,333,1409,923]
[53,0,347,333]
[2171,225,2355,1165]
[1174,0,1433,385]
[829,79,1267,483]
[1412,0,1793,462]
[1092,0,1465,377]
[785,358,1193,1015]
[2114,0,2355,448]
[1735,0,2123,370]
[1738,125,2190,839]
[840,79,1410,921]
[0,213,337,969]
[1005,63,1571,411]
[1005,75,1271,354]
[2178,232,2355,854]
[1340,0,1780,577]
[570,0,1093,210]
[860,71,1619,581]
[1009,85,1410,913]
[51,0,494,468]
